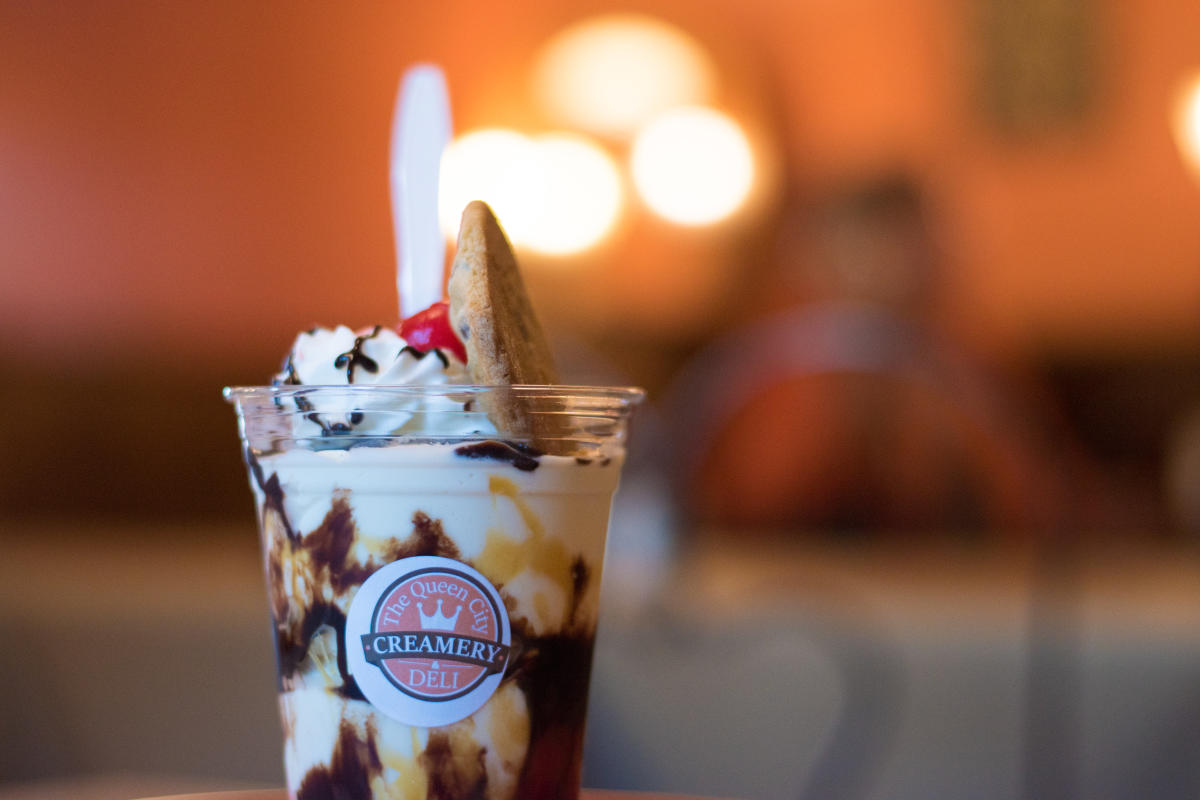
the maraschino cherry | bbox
[397,300,468,363]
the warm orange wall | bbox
[737,0,1200,352]
[3,0,1199,373]
[950,0,1200,352]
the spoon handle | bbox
[392,65,453,318]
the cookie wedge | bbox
[448,201,560,438]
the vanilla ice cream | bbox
[229,325,636,800]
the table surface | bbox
[138,792,713,800]
[0,777,722,800]
[4,528,1199,800]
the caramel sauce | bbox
[258,460,595,800]
[475,476,577,631]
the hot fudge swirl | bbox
[246,423,619,800]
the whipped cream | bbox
[277,325,469,387]
[272,325,487,439]
[235,323,634,799]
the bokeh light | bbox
[439,129,535,243]
[533,14,716,139]
[529,134,623,255]
[1173,71,1200,180]
[630,106,755,226]
[440,129,622,256]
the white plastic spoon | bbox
[392,64,453,318]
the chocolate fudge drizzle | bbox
[304,492,355,572]
[400,344,451,369]
[388,511,462,561]
[258,457,598,800]
[573,456,611,467]
[421,733,489,800]
[271,496,473,692]
[274,356,349,435]
[268,493,364,700]
[500,557,595,800]
[568,556,590,628]
[245,448,297,542]
[296,720,383,800]
[504,621,595,800]
[273,331,467,435]
[454,440,542,471]
[334,325,382,383]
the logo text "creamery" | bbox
[361,632,509,672]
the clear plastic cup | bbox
[225,385,642,800]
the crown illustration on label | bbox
[418,599,462,631]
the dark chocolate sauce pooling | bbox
[505,619,596,800]
[455,440,542,471]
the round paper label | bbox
[346,555,511,727]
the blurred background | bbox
[3,0,1200,798]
